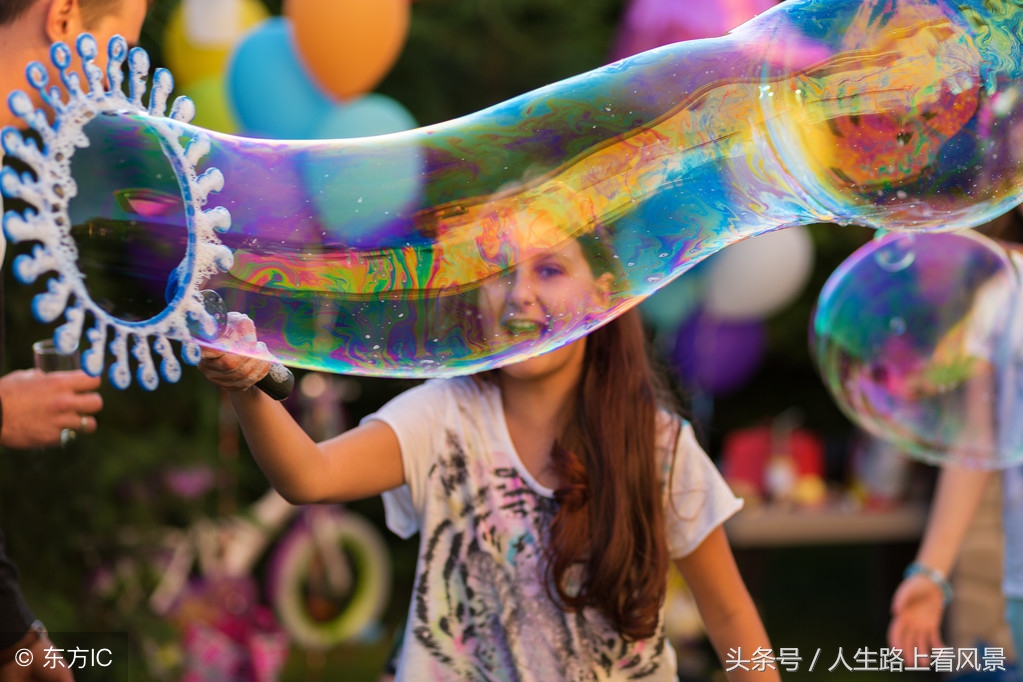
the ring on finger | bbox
[80,415,88,432]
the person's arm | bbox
[675,526,779,681]
[888,342,998,656]
[198,315,404,504]
[0,535,72,681]
[0,371,102,449]
[0,622,74,682]
[887,465,991,656]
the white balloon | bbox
[704,225,815,320]
[183,0,248,46]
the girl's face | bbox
[479,234,613,381]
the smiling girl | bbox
[199,217,777,681]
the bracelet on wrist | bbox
[905,562,954,606]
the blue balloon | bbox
[226,18,333,139]
[301,94,422,247]
[311,93,417,140]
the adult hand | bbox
[0,632,74,681]
[0,370,102,449]
[198,312,272,392]
[887,573,946,659]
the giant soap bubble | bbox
[3,0,1023,390]
[812,230,1023,469]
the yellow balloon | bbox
[178,75,239,134]
[163,0,270,88]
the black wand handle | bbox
[255,364,296,401]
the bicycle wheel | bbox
[267,510,391,649]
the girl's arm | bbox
[199,315,405,504]
[676,526,780,681]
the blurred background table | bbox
[725,502,929,547]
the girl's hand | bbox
[887,573,946,658]
[198,312,272,391]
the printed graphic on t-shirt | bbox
[409,429,667,681]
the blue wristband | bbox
[905,562,953,606]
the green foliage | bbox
[379,0,625,124]
[0,280,225,679]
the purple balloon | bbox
[672,310,767,395]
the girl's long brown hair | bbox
[543,306,674,640]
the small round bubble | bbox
[813,231,1023,469]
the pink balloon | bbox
[611,0,779,61]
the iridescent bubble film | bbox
[812,230,1023,469]
[4,0,1023,387]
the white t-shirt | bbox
[364,376,743,681]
